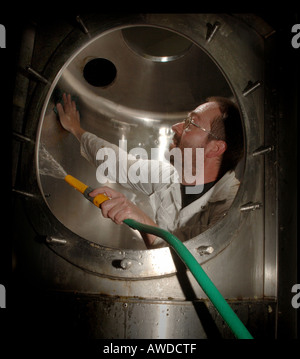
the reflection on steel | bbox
[26,66,49,84]
[46,237,67,245]
[197,246,214,256]
[120,258,134,270]
[12,188,36,198]
[206,21,221,43]
[13,131,34,143]
[252,145,274,156]
[76,15,89,34]
[122,27,193,63]
[240,202,263,212]
[242,80,262,96]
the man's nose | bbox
[171,122,184,135]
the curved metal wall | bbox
[12,13,289,339]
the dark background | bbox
[1,4,299,351]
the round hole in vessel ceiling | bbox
[83,58,117,87]
[122,26,193,62]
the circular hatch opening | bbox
[37,25,241,253]
[83,58,117,87]
[122,26,193,62]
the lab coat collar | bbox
[179,171,238,217]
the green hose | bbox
[64,175,253,339]
[124,218,254,339]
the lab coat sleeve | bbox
[80,131,178,196]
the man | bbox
[56,93,243,248]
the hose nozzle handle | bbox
[64,174,109,207]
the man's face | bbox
[170,101,221,153]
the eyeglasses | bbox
[183,116,220,140]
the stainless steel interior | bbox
[30,14,265,282]
[36,25,234,250]
[12,13,297,339]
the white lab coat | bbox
[80,132,240,246]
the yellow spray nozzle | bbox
[64,174,110,207]
[65,175,88,194]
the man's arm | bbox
[89,186,159,248]
[56,94,160,248]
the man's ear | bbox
[205,140,227,158]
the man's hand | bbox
[89,186,158,247]
[56,93,85,141]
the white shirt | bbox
[80,132,240,246]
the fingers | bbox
[59,93,76,113]
[89,186,124,199]
[101,198,128,224]
[88,187,131,225]
[56,102,64,116]
[62,93,69,111]
[62,93,71,107]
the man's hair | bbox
[206,96,244,176]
